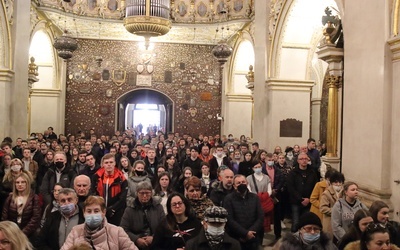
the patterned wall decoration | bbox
[65,39,222,137]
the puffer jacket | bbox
[273,231,337,250]
[344,241,400,250]
[60,219,138,250]
[1,192,41,237]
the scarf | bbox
[204,230,224,249]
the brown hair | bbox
[184,176,202,190]
[84,196,106,211]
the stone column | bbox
[317,45,343,170]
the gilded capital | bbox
[327,75,342,88]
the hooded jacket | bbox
[274,231,338,250]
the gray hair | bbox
[59,188,78,199]
[136,181,153,193]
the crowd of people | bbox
[0,126,397,250]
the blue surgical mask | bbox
[85,213,103,228]
[267,161,274,167]
[60,203,75,215]
[254,168,262,175]
[302,232,320,244]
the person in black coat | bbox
[223,174,263,249]
[286,152,318,232]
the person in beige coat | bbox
[310,169,335,221]
[320,171,344,239]
[61,196,138,250]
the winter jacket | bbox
[120,198,165,242]
[274,231,337,250]
[209,181,234,207]
[185,228,241,250]
[60,219,138,250]
[223,190,264,240]
[310,180,328,221]
[331,198,367,241]
[92,167,128,225]
[1,192,41,237]
[286,166,318,205]
[40,166,76,206]
[209,155,230,179]
[320,185,341,238]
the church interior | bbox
[2,0,400,222]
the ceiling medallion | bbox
[53,30,78,60]
[124,0,172,49]
[212,39,233,66]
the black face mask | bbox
[237,184,248,194]
[135,170,144,176]
[55,162,64,169]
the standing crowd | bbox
[0,127,397,250]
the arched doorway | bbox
[116,89,174,134]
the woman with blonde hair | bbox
[0,221,33,250]
[61,196,138,250]
[2,159,33,198]
[1,172,41,240]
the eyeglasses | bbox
[171,201,184,207]
[138,191,152,196]
[302,226,321,233]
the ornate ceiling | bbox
[33,0,254,45]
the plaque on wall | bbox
[280,118,302,137]
[164,71,172,83]
[112,69,126,86]
[136,74,152,86]
[127,72,137,85]
[200,92,212,101]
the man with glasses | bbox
[120,181,165,250]
[275,211,336,249]
[286,152,318,232]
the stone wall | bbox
[65,39,222,137]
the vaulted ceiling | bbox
[33,0,254,45]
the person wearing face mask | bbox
[40,151,77,208]
[320,171,345,239]
[310,169,337,221]
[223,174,264,249]
[61,196,138,250]
[36,188,85,250]
[209,145,230,178]
[274,211,337,249]
[126,160,152,208]
[185,206,241,250]
[284,147,295,169]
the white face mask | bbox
[206,224,225,236]
[333,185,342,193]
[286,153,293,160]
[267,161,274,167]
[11,165,22,172]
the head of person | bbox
[360,223,391,250]
[266,153,274,167]
[54,151,67,170]
[215,145,224,158]
[83,196,106,229]
[53,183,65,202]
[277,153,286,165]
[352,209,373,235]
[132,160,146,177]
[369,201,390,225]
[201,145,210,156]
[165,154,175,168]
[297,152,309,168]
[233,174,248,195]
[203,206,228,237]
[13,172,32,197]
[155,172,171,194]
[184,176,202,200]
[201,162,210,175]
[251,142,259,152]
[343,181,359,201]
[252,161,263,175]
[9,158,23,177]
[120,156,131,170]
[29,139,37,151]
[85,153,95,167]
[285,147,294,159]
[307,138,316,150]
[218,167,234,190]
[130,149,139,159]
[189,146,198,159]
[157,165,167,176]
[22,147,31,160]
[1,153,12,168]
[136,181,153,205]
[297,212,323,244]
[182,167,193,179]
[120,143,129,154]
[0,142,12,155]
[329,171,345,193]
[74,175,91,197]
[101,153,116,175]
[0,221,33,250]
[146,147,156,160]
[58,188,78,217]
[84,141,92,152]
[166,192,191,219]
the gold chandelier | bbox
[124,0,172,49]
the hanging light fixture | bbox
[53,16,78,60]
[212,27,233,66]
[124,0,172,50]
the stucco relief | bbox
[269,0,283,40]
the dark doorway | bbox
[116,89,174,134]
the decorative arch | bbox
[115,88,175,133]
[0,1,12,69]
